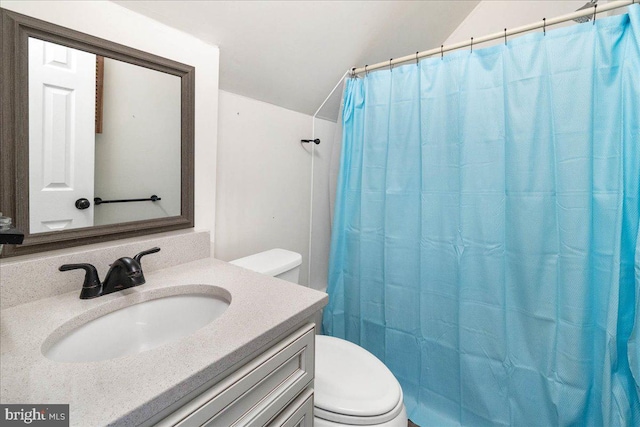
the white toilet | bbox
[230,249,408,427]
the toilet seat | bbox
[314,335,404,425]
[315,389,405,425]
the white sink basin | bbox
[43,291,230,362]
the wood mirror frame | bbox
[0,9,195,257]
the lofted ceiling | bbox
[114,1,479,118]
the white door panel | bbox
[29,38,96,233]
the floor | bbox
[409,420,419,427]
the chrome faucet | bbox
[59,247,160,299]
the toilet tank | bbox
[229,249,302,284]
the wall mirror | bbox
[1,9,195,257]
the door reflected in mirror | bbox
[28,38,181,234]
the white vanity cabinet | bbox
[156,323,315,427]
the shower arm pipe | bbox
[352,0,635,75]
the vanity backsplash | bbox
[0,230,210,309]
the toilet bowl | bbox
[229,249,408,427]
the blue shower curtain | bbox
[324,6,640,427]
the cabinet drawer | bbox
[163,323,315,427]
[268,389,314,427]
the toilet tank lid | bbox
[229,249,301,277]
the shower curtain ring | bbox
[416,51,419,66]
[389,58,393,71]
[441,45,444,60]
[593,4,597,25]
[350,67,356,78]
[470,37,473,53]
[504,28,507,45]
[543,18,546,36]
[365,65,369,76]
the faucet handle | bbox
[59,263,102,299]
[133,247,161,266]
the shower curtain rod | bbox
[352,0,635,75]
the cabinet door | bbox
[268,389,314,427]
[158,323,315,427]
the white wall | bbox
[444,1,605,46]
[95,58,181,226]
[215,90,313,286]
[309,117,338,292]
[216,91,338,293]
[1,0,220,251]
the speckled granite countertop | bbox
[0,258,328,426]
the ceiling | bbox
[114,1,479,119]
